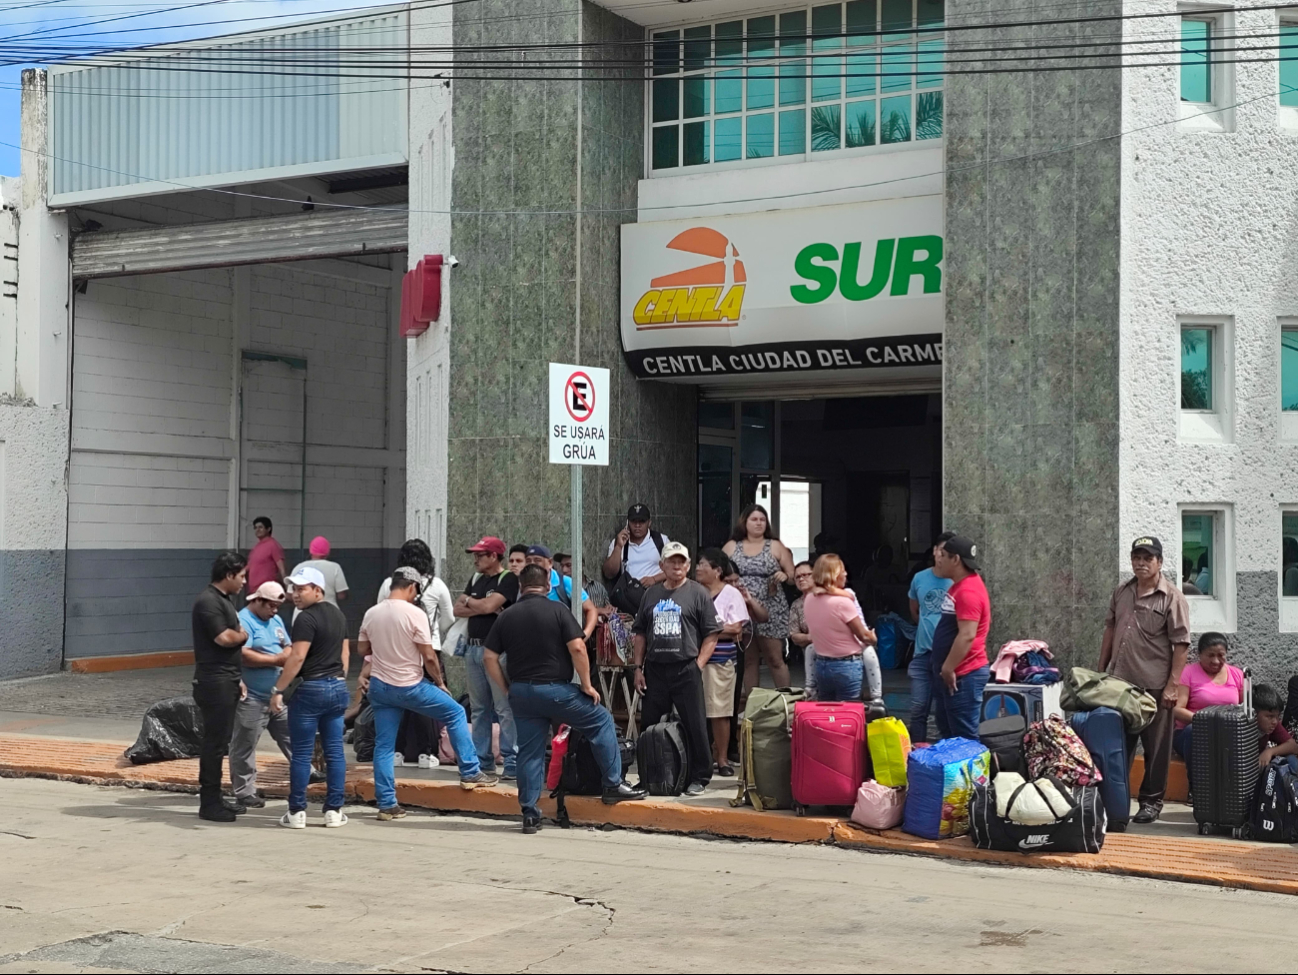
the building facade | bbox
[3,0,1298,684]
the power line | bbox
[2,81,1288,216]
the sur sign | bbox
[549,363,610,465]
[619,196,944,380]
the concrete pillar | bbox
[16,69,70,408]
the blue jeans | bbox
[369,676,481,809]
[815,655,863,703]
[931,659,990,741]
[510,681,621,820]
[465,644,516,775]
[286,677,348,814]
[907,652,937,744]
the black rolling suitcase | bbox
[1192,668,1260,837]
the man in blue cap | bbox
[524,545,598,640]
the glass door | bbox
[698,399,782,551]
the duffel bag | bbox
[1060,667,1157,734]
[731,686,805,811]
[970,777,1107,853]
[1252,757,1298,843]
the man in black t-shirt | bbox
[453,536,521,777]
[191,551,249,822]
[632,541,722,795]
[270,565,351,829]
[484,565,645,832]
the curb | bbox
[4,733,1298,896]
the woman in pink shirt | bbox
[801,555,879,703]
[1172,632,1243,774]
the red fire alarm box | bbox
[399,255,444,337]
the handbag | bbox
[444,618,470,658]
[607,530,664,615]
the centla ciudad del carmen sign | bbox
[619,196,944,380]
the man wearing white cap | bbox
[230,581,294,808]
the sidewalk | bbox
[4,731,1298,897]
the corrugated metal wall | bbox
[48,8,409,205]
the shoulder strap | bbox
[651,530,664,554]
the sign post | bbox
[549,363,610,626]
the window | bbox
[1181,505,1234,631]
[1283,512,1298,598]
[1180,325,1213,411]
[648,0,945,173]
[1283,326,1298,412]
[1281,23,1298,107]
[1182,511,1215,597]
[1180,17,1213,104]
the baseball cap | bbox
[525,544,553,559]
[308,535,331,558]
[661,540,690,561]
[250,581,286,603]
[286,566,326,590]
[942,535,981,572]
[1131,535,1163,558]
[465,536,506,556]
[627,503,652,522]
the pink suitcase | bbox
[791,701,867,813]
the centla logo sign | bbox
[632,228,746,329]
[549,363,609,466]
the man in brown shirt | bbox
[1098,535,1191,824]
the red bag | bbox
[546,725,571,791]
[791,701,867,810]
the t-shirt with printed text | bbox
[633,579,720,662]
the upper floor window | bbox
[1180,16,1214,104]
[1280,22,1298,107]
[649,0,945,174]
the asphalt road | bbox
[0,776,1292,973]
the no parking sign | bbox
[549,363,609,465]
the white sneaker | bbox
[323,809,348,828]
[392,755,404,767]
[417,754,440,769]
[279,810,306,830]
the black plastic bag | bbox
[123,697,205,765]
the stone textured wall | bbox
[447,0,695,586]
[942,0,1123,671]
[0,403,69,679]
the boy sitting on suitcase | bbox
[1256,684,1298,772]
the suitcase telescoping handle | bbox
[1243,667,1253,719]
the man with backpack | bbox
[632,541,722,796]
[602,503,670,615]
[483,564,647,833]
[452,536,520,780]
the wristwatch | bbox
[269,688,282,697]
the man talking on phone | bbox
[602,503,670,615]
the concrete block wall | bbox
[66,242,406,658]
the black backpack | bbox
[978,714,1028,777]
[352,704,376,763]
[1252,757,1298,842]
[636,716,689,796]
[608,530,665,615]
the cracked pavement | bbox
[2,777,1296,973]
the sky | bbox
[0,0,392,176]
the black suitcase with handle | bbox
[1192,669,1260,837]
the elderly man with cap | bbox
[1098,535,1190,824]
[453,535,521,780]
[229,581,295,808]
[524,544,598,640]
[631,540,722,795]
[930,534,993,741]
[603,503,669,615]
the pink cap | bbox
[309,535,331,557]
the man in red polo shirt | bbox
[929,535,992,740]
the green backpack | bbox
[732,687,806,812]
[1060,667,1158,734]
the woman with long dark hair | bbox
[723,503,795,698]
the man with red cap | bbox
[453,536,520,779]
